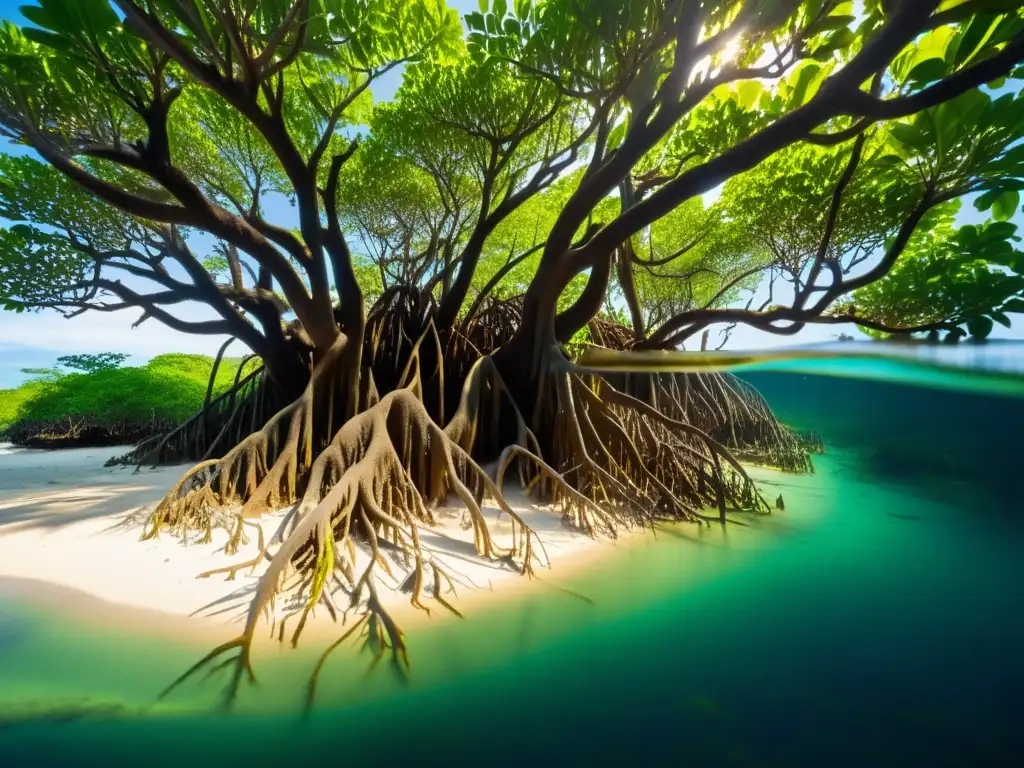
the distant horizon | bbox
[5,335,1024,390]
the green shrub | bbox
[0,380,46,432]
[0,353,259,443]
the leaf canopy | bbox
[0,0,1022,348]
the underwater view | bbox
[0,344,1022,766]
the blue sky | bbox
[0,0,1022,388]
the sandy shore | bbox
[0,445,630,642]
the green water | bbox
[1,347,1022,766]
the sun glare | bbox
[720,36,742,64]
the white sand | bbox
[0,445,622,638]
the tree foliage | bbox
[1,1,1023,347]
[849,217,1024,339]
[0,0,464,361]
[56,352,130,372]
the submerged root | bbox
[604,369,814,473]
[697,373,815,472]
[580,315,815,474]
[495,348,770,536]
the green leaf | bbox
[826,27,855,49]
[1001,298,1024,314]
[789,63,822,107]
[933,102,959,161]
[890,122,931,150]
[909,26,958,71]
[952,88,991,132]
[808,14,856,34]
[974,188,1001,212]
[20,27,72,51]
[736,80,762,110]
[605,122,626,153]
[810,27,855,59]
[966,315,993,339]
[874,153,903,167]
[992,190,1020,222]
[478,0,488,12]
[931,0,1022,27]
[954,13,998,68]
[980,221,1018,243]
[18,5,65,33]
[989,310,1011,327]
[907,57,948,84]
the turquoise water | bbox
[1,346,1022,766]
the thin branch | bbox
[631,231,709,267]
[464,242,545,323]
[794,132,868,312]
[57,278,240,336]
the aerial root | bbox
[108,357,269,469]
[668,372,811,472]
[160,388,543,709]
[144,339,350,553]
[197,521,268,580]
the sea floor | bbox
[0,438,1020,766]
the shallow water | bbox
[0,344,1022,766]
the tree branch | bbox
[794,132,868,312]
[844,33,1024,121]
[464,242,545,324]
[63,278,241,337]
[567,2,956,282]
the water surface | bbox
[0,346,1022,766]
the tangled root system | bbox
[143,295,812,710]
[612,370,814,473]
[495,349,769,541]
[161,384,541,709]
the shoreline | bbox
[0,444,833,721]
[0,445,642,647]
